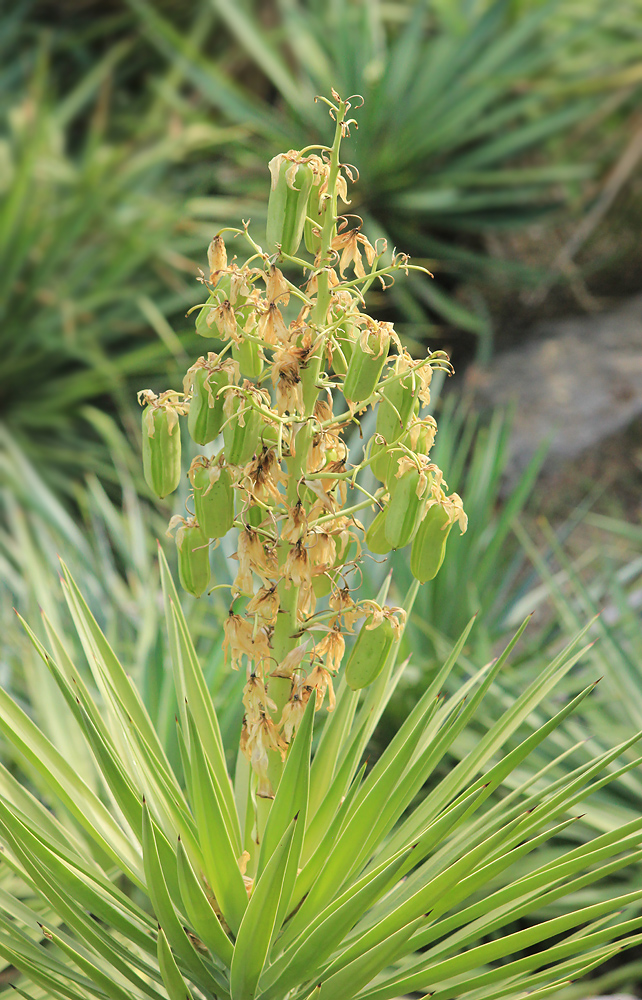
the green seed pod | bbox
[331,318,355,376]
[343,325,390,406]
[223,393,261,466]
[312,573,332,599]
[345,616,395,691]
[369,436,398,485]
[232,338,263,380]
[139,390,185,499]
[176,519,210,598]
[266,158,289,252]
[245,504,264,528]
[195,291,217,338]
[189,459,235,540]
[259,421,279,449]
[184,356,237,446]
[266,155,314,257]
[365,507,393,555]
[301,342,324,415]
[282,163,314,257]
[411,503,454,583]
[376,362,416,443]
[385,465,425,550]
[304,182,323,255]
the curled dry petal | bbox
[137,389,188,437]
[246,585,280,626]
[314,626,345,674]
[331,228,376,279]
[243,673,277,718]
[282,502,308,543]
[257,301,289,345]
[272,354,304,416]
[307,663,336,712]
[207,299,238,341]
[273,640,311,680]
[265,266,290,306]
[241,448,286,504]
[284,541,311,589]
[223,613,271,674]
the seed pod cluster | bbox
[138,92,466,802]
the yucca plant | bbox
[0,20,240,494]
[2,92,642,1000]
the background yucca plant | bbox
[0,15,242,494]
[127,0,642,354]
[4,0,641,508]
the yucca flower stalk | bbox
[2,93,642,1000]
[140,90,466,834]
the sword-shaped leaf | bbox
[157,925,194,1000]
[230,816,298,1000]
[257,692,314,876]
[160,546,240,852]
[141,801,222,994]
[176,835,234,967]
[0,684,142,884]
[185,707,248,935]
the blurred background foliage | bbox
[3,2,642,989]
[2,0,642,495]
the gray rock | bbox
[466,295,642,476]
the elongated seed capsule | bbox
[365,506,393,555]
[369,435,401,485]
[185,365,228,446]
[331,319,355,376]
[189,460,235,539]
[223,394,261,466]
[300,342,324,415]
[304,182,323,255]
[176,520,210,597]
[195,291,217,338]
[343,328,390,406]
[411,503,454,583]
[140,393,183,499]
[246,504,264,528]
[232,338,263,380]
[345,616,395,690]
[266,158,290,251]
[385,466,424,549]
[280,163,314,257]
[312,572,332,599]
[266,157,314,257]
[376,364,416,443]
